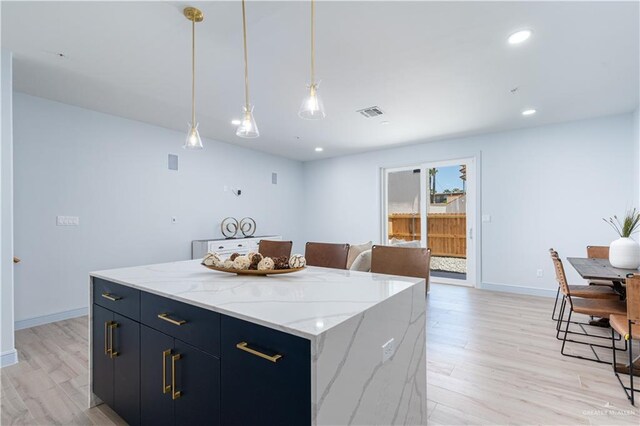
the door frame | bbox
[421,157,477,288]
[380,154,481,288]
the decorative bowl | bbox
[201,263,305,276]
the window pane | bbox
[387,169,421,243]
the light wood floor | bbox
[1,283,638,425]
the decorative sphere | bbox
[233,255,251,270]
[257,257,275,271]
[289,254,306,268]
[203,252,221,266]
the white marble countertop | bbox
[90,260,423,339]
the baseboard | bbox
[480,282,556,298]
[15,307,88,330]
[1,349,18,368]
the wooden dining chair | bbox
[586,245,615,287]
[371,245,431,294]
[305,242,350,269]
[611,274,640,405]
[550,249,627,364]
[550,249,619,321]
[258,240,293,259]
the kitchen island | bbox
[89,260,426,425]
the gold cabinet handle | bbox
[162,349,172,394]
[104,321,110,355]
[109,322,119,358]
[158,313,186,326]
[236,342,282,363]
[171,354,181,400]
[101,293,122,302]
[13,256,21,264]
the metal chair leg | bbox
[629,337,634,406]
[560,309,626,364]
[552,287,560,320]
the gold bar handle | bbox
[104,321,110,355]
[102,293,122,302]
[236,342,282,363]
[171,354,181,400]
[109,322,119,358]
[162,349,172,394]
[158,313,186,326]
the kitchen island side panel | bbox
[312,283,426,425]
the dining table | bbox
[567,256,639,376]
[566,257,637,298]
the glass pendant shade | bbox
[298,83,325,120]
[236,105,259,138]
[184,123,203,149]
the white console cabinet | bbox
[191,236,282,259]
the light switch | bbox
[482,215,491,223]
[57,216,79,226]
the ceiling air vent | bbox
[357,106,384,118]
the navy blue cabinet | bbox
[221,316,311,426]
[92,304,114,408]
[140,325,220,426]
[93,279,310,426]
[91,304,140,426]
[140,325,173,426]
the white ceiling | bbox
[2,1,639,161]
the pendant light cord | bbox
[242,0,250,109]
[310,0,315,85]
[191,16,196,125]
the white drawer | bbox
[209,240,251,253]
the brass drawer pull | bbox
[236,342,282,363]
[157,313,186,326]
[104,321,110,355]
[171,354,182,400]
[101,293,122,302]
[109,322,119,358]
[162,349,172,394]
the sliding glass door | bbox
[382,158,476,287]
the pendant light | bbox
[183,7,204,149]
[236,0,259,138]
[299,0,325,120]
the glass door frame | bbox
[381,165,426,246]
[381,156,478,288]
[422,157,477,288]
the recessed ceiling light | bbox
[315,147,324,152]
[231,119,241,125]
[522,109,537,116]
[508,30,532,45]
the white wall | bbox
[302,114,637,295]
[635,108,640,205]
[13,93,304,325]
[1,50,17,366]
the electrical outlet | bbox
[56,216,79,226]
[171,217,177,224]
[382,338,395,363]
[536,269,543,278]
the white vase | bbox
[609,237,640,269]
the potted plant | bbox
[603,208,640,269]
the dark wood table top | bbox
[566,257,637,282]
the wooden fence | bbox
[426,213,466,258]
[388,213,466,258]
